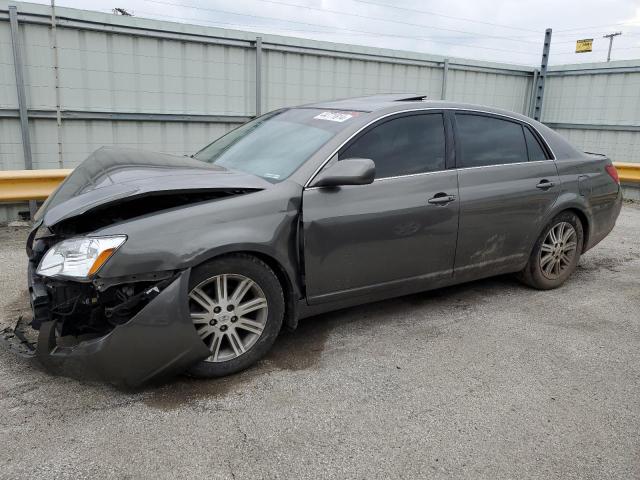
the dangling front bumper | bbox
[5,269,210,387]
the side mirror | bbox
[310,158,375,188]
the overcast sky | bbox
[30,0,640,65]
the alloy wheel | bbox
[539,221,578,280]
[189,273,269,363]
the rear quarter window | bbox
[523,126,549,161]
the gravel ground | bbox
[0,204,638,480]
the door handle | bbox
[428,193,456,205]
[536,179,555,190]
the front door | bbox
[302,111,459,304]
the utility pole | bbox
[603,32,622,62]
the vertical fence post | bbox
[441,58,449,100]
[527,69,539,117]
[9,5,37,218]
[51,0,64,168]
[255,36,262,116]
[533,29,551,122]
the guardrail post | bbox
[255,36,262,116]
[9,5,37,218]
[441,58,449,100]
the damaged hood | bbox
[36,147,272,227]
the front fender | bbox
[93,182,303,298]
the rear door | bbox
[452,112,560,279]
[302,111,459,304]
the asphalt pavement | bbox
[0,204,638,479]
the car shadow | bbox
[0,273,525,410]
[141,273,523,410]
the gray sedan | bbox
[17,95,622,385]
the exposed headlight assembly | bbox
[37,235,127,279]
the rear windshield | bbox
[194,108,362,181]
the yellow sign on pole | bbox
[576,39,593,53]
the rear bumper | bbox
[31,269,210,387]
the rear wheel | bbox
[186,254,284,378]
[519,211,584,290]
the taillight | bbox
[605,164,620,185]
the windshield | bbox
[194,108,362,181]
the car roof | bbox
[302,94,534,124]
[303,94,428,112]
[288,95,584,185]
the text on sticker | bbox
[314,111,353,122]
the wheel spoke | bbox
[560,252,572,266]
[190,287,216,312]
[215,274,228,303]
[230,278,253,305]
[562,227,575,243]
[540,253,554,268]
[563,241,577,252]
[236,317,265,335]
[190,312,210,324]
[208,332,222,362]
[227,330,246,356]
[197,326,211,339]
[541,243,554,253]
[548,227,558,244]
[236,297,268,317]
[543,257,556,275]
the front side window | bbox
[194,108,362,182]
[456,114,528,168]
[339,113,446,179]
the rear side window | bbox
[455,114,528,168]
[523,126,549,161]
[340,113,446,179]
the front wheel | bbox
[519,211,584,290]
[186,254,284,378]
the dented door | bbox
[454,161,560,278]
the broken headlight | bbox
[36,235,127,279]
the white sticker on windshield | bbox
[263,173,281,179]
[314,111,353,123]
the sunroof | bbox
[395,95,427,102]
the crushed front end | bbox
[1,146,277,386]
[14,225,210,387]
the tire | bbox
[186,254,284,378]
[519,211,584,290]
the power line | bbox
[137,0,539,56]
[135,8,538,57]
[555,22,631,33]
[345,0,541,33]
[506,24,639,41]
[241,0,541,43]
[130,9,383,37]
